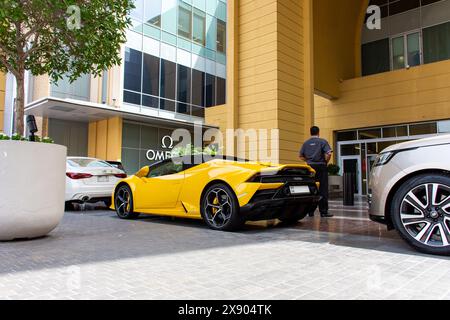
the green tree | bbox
[0,0,133,135]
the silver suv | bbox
[369,135,450,255]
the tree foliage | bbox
[0,0,134,133]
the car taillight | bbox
[114,173,127,179]
[66,172,93,180]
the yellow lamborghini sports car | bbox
[111,155,321,231]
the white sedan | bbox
[65,157,127,210]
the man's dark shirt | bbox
[300,137,332,165]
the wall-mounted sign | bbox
[146,136,174,161]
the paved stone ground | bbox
[1,199,450,300]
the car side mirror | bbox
[135,166,150,178]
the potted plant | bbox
[0,1,133,240]
[328,164,343,197]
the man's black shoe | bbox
[320,213,334,218]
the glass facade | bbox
[335,119,449,195]
[362,0,450,76]
[124,0,227,118]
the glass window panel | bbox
[206,0,218,16]
[162,31,177,46]
[177,64,191,103]
[122,122,141,149]
[192,106,205,118]
[359,129,382,140]
[216,77,226,105]
[206,15,217,50]
[161,0,177,34]
[130,19,144,34]
[407,33,421,67]
[389,0,420,16]
[193,9,206,46]
[144,0,161,27]
[362,39,390,76]
[142,95,159,109]
[205,73,216,107]
[140,125,159,149]
[392,36,405,70]
[217,19,226,53]
[178,2,192,39]
[142,54,160,96]
[396,126,408,137]
[122,148,141,174]
[409,123,437,136]
[366,143,378,155]
[192,69,205,107]
[123,90,141,106]
[124,47,142,92]
[143,24,161,40]
[217,1,227,21]
[160,99,176,112]
[130,0,144,21]
[160,59,176,100]
[383,127,396,138]
[438,120,450,133]
[177,103,191,115]
[193,0,206,11]
[336,131,357,142]
[340,144,360,156]
[423,22,450,64]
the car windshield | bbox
[67,159,113,168]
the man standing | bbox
[300,126,334,218]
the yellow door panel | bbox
[136,173,185,209]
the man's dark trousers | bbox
[310,164,329,215]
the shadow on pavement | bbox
[0,201,448,275]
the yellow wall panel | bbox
[88,117,122,161]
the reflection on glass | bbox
[124,48,142,92]
[359,129,382,140]
[340,144,361,156]
[409,123,437,136]
[336,131,357,142]
[217,19,226,53]
[160,59,176,100]
[143,53,160,96]
[407,33,420,67]
[392,36,405,70]
[205,74,216,107]
[145,0,162,27]
[177,64,191,104]
[193,9,206,46]
[178,2,192,39]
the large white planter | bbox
[0,141,67,240]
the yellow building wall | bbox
[313,0,368,98]
[206,0,314,164]
[315,60,450,147]
[88,116,123,161]
[0,73,5,132]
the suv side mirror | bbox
[135,166,150,178]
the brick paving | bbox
[1,200,450,300]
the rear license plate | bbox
[98,176,109,183]
[289,186,310,195]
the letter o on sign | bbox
[146,150,156,161]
